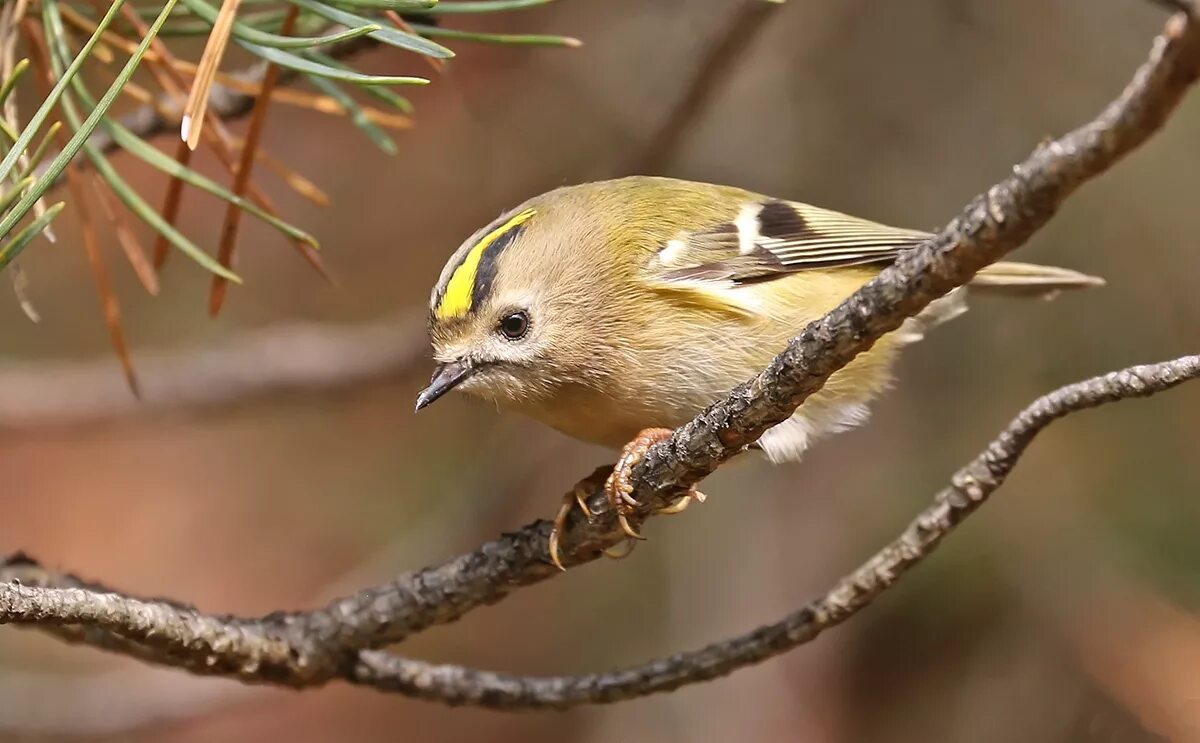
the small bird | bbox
[416,176,1103,567]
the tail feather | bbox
[895,260,1102,344]
[757,260,1103,464]
[968,261,1105,299]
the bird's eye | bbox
[498,310,531,340]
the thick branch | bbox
[1,2,1197,710]
[4,354,1197,706]
[344,354,1200,708]
[295,6,1200,655]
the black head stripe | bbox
[434,208,536,321]
[470,222,526,312]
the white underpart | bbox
[758,288,974,463]
[758,402,873,463]
[735,203,762,255]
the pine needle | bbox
[384,10,446,73]
[73,165,140,395]
[89,170,160,295]
[9,260,40,322]
[24,23,139,393]
[89,37,115,64]
[210,4,296,315]
[114,0,186,98]
[129,12,330,280]
[237,140,330,206]
[55,10,415,129]
[5,0,55,245]
[152,137,191,269]
[68,2,325,282]
[103,0,191,273]
[181,0,241,149]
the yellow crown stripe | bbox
[437,208,536,320]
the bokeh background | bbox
[2,0,1199,740]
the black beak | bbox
[415,359,475,412]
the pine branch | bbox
[61,35,379,170]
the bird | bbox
[415,176,1103,568]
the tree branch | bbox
[288,4,1200,659]
[4,354,1198,707]
[343,354,1200,708]
[629,0,781,173]
[2,1,1198,712]
[0,313,426,428]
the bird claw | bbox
[656,489,705,515]
[604,427,673,540]
[549,466,611,571]
[603,539,637,560]
[605,427,705,537]
[547,429,706,570]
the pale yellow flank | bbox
[437,208,536,320]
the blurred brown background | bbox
[2,0,1199,740]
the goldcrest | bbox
[416,176,1102,557]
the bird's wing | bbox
[649,199,930,287]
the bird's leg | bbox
[606,427,705,538]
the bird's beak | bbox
[415,359,475,412]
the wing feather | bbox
[643,191,1100,316]
[650,198,929,286]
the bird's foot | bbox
[549,466,611,571]
[547,429,705,571]
[606,427,705,538]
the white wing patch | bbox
[734,203,763,255]
[657,238,688,267]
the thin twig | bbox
[630,0,780,173]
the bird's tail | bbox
[967,260,1105,298]
[895,261,1103,344]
